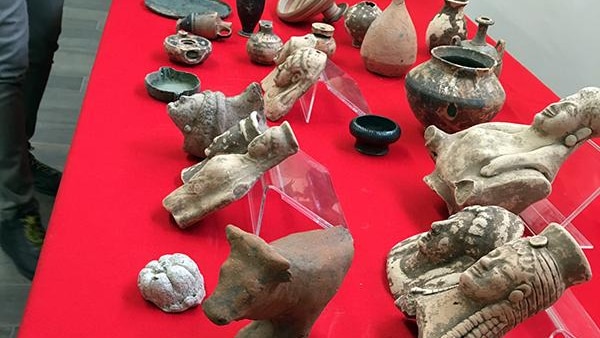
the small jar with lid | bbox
[311,22,336,58]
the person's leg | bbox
[24,0,64,196]
[0,0,45,280]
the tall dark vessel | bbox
[236,0,265,37]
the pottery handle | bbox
[495,39,506,59]
[451,35,462,46]
[216,22,233,38]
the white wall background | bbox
[465,2,599,97]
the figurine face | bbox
[533,99,579,136]
[418,211,474,259]
[273,61,298,87]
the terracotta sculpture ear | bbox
[508,284,532,303]
[455,179,475,205]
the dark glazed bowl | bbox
[349,115,401,156]
[145,66,200,102]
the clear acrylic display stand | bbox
[298,59,371,122]
[518,140,600,337]
[247,150,348,236]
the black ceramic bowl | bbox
[349,115,401,156]
[145,66,201,102]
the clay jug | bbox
[426,0,468,51]
[176,12,233,40]
[246,20,283,65]
[344,1,382,48]
[360,0,417,77]
[452,16,505,76]
[236,0,266,37]
[405,45,505,133]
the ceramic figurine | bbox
[387,205,525,317]
[246,20,283,65]
[360,0,417,77]
[276,0,347,23]
[426,0,468,51]
[236,0,265,37]
[163,122,299,228]
[424,87,600,214]
[274,34,319,65]
[343,1,382,48]
[452,16,505,76]
[415,223,591,338]
[181,110,268,183]
[176,12,233,40]
[262,47,327,121]
[137,253,205,313]
[202,224,354,338]
[405,45,505,133]
[164,30,212,65]
[167,82,264,158]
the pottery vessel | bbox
[144,67,200,102]
[349,115,401,156]
[246,20,283,65]
[203,224,354,338]
[424,87,600,214]
[164,30,212,65]
[343,1,382,48]
[310,22,336,58]
[360,0,417,77]
[236,0,265,37]
[452,16,505,76]
[176,12,233,39]
[405,45,505,133]
[426,0,468,51]
[276,0,347,23]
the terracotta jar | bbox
[246,20,283,65]
[311,22,336,58]
[343,1,382,48]
[405,45,505,133]
[176,12,233,40]
[276,0,347,23]
[360,0,417,77]
[426,0,468,51]
[452,16,505,76]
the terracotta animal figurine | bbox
[167,82,264,158]
[163,122,299,228]
[424,87,600,214]
[387,205,525,317]
[414,223,591,338]
[202,224,354,338]
[262,47,327,121]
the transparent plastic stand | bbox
[247,150,348,236]
[518,140,600,337]
[298,59,371,122]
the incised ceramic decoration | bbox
[236,0,265,37]
[144,66,200,103]
[276,0,347,23]
[349,115,401,156]
[452,16,505,76]
[405,45,505,133]
[386,205,525,317]
[202,224,354,338]
[145,0,231,19]
[360,0,417,77]
[164,30,212,65]
[425,0,468,51]
[415,223,591,338]
[137,253,206,313]
[310,22,336,58]
[176,12,233,40]
[424,87,600,214]
[181,110,268,183]
[262,47,327,121]
[246,20,283,65]
[167,82,264,158]
[343,1,382,48]
[163,122,299,228]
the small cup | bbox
[349,115,401,156]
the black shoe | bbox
[0,200,45,280]
[29,152,62,196]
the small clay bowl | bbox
[145,66,200,102]
[349,115,401,156]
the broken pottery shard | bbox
[137,253,205,312]
[163,122,299,228]
[424,87,600,214]
[167,82,264,158]
[386,205,525,317]
[202,224,354,338]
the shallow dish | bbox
[145,67,200,103]
[145,0,231,19]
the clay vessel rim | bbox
[277,0,340,20]
[349,115,401,140]
[431,46,497,72]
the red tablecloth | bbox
[20,0,600,337]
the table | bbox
[20,0,600,336]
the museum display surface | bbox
[17,1,600,338]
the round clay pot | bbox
[426,0,468,51]
[405,45,505,133]
[343,1,382,48]
[276,0,347,23]
[349,115,401,156]
[246,20,283,65]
